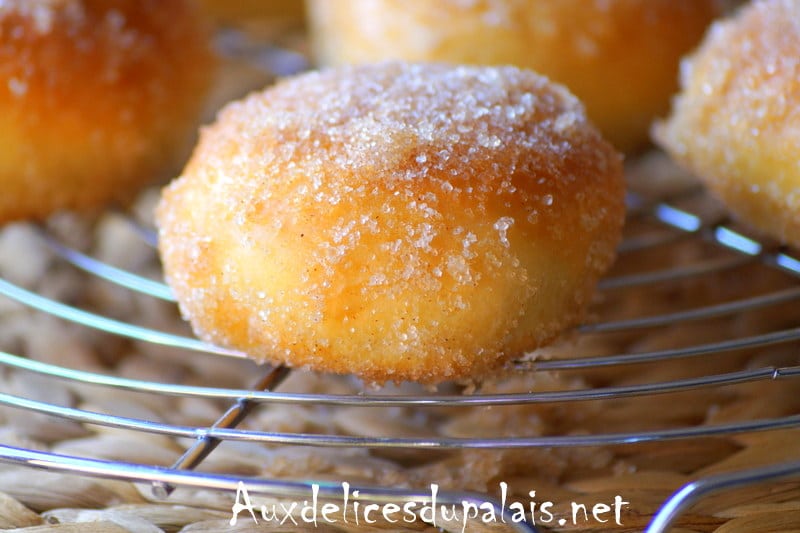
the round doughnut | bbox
[0,0,216,224]
[305,0,722,152]
[156,62,625,384]
[654,0,800,249]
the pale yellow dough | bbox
[655,0,800,249]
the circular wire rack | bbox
[1,37,800,533]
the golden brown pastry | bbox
[0,0,216,223]
[157,62,625,384]
[305,0,722,152]
[655,0,800,249]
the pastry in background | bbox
[199,0,304,26]
[305,0,722,152]
[654,0,800,249]
[156,62,625,384]
[0,0,216,224]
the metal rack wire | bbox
[0,185,797,532]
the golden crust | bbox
[156,62,625,384]
[654,0,800,249]
[0,0,216,223]
[306,0,722,152]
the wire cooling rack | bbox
[1,34,800,533]
[0,182,798,533]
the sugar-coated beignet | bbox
[306,0,722,152]
[655,0,800,249]
[157,62,625,384]
[0,0,216,223]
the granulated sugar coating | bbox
[655,0,800,249]
[306,0,723,152]
[0,0,215,223]
[157,62,625,384]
